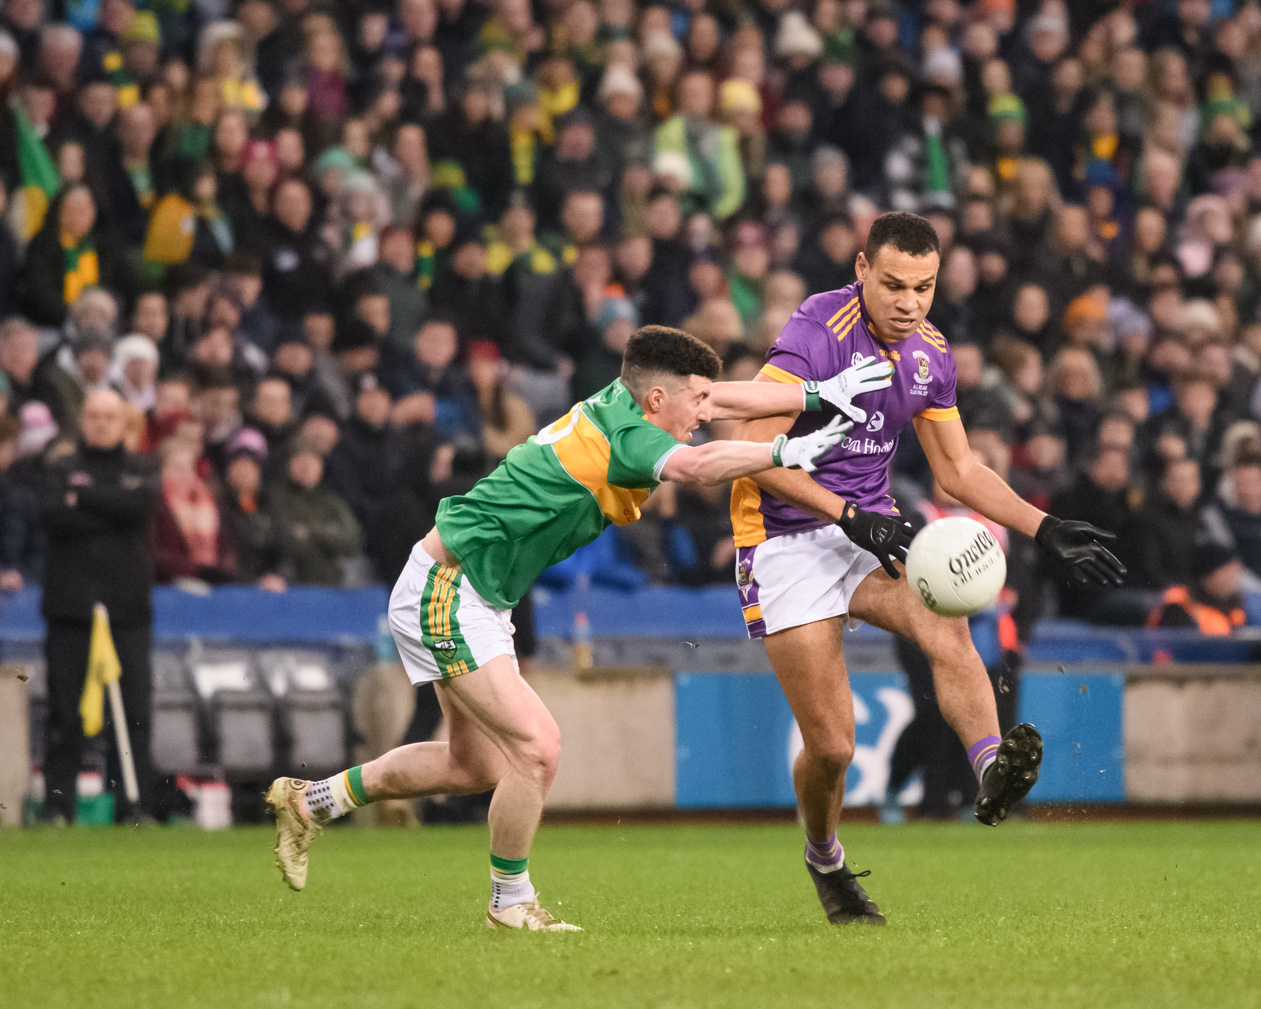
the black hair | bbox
[864,211,941,263]
[621,325,721,400]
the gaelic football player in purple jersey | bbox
[731,213,1125,925]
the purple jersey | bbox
[731,282,959,547]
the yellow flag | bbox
[80,604,122,737]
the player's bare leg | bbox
[268,656,579,929]
[848,565,1042,824]
[360,689,506,799]
[764,617,854,841]
[437,656,558,861]
[849,565,998,744]
[763,617,885,925]
[435,659,579,929]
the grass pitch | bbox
[2,820,1259,1009]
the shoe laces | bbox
[840,867,871,883]
[517,898,564,929]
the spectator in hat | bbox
[220,426,286,590]
[884,82,969,213]
[38,322,113,432]
[595,64,649,184]
[111,333,158,411]
[532,107,611,235]
[270,437,364,587]
[571,296,636,401]
[199,19,266,116]
[1082,160,1125,262]
[117,10,160,106]
[719,78,766,187]
[331,315,381,387]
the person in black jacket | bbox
[261,176,335,324]
[40,388,159,824]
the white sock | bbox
[490,868,536,911]
[303,772,363,824]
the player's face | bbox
[654,374,713,442]
[855,246,940,342]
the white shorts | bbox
[388,544,517,685]
[734,524,883,638]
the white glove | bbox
[771,415,852,472]
[810,355,895,423]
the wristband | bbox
[802,381,822,412]
[770,434,787,467]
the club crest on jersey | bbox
[913,349,932,383]
[866,411,884,432]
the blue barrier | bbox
[0,585,389,645]
[675,670,1126,807]
[2,584,1254,663]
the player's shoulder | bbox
[795,285,862,334]
[585,380,674,439]
[913,319,952,356]
[772,285,860,357]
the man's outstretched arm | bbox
[709,355,895,421]
[914,414,1126,586]
[660,417,851,485]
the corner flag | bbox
[80,604,140,805]
[80,603,121,737]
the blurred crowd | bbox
[1,0,1261,629]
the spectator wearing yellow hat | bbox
[719,78,766,185]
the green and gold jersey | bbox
[435,379,683,609]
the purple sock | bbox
[968,736,1002,782]
[805,833,843,871]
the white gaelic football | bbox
[905,516,1006,617]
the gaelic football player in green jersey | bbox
[266,326,896,930]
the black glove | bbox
[1035,516,1127,587]
[837,501,914,579]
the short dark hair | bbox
[621,325,721,399]
[864,211,941,263]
